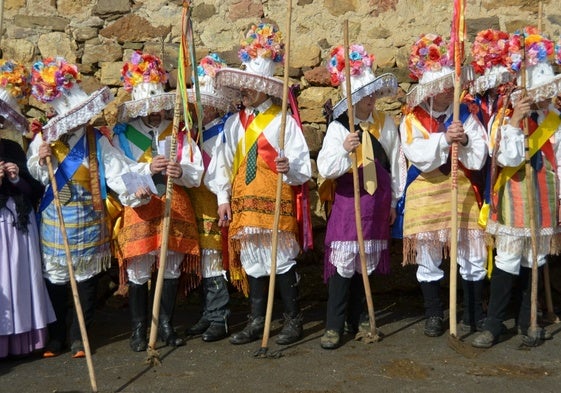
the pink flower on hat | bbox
[326,44,375,87]
[0,59,30,101]
[408,33,453,81]
[471,29,512,75]
[509,26,554,72]
[31,57,81,103]
[238,23,284,64]
[121,51,168,93]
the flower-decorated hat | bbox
[215,23,285,99]
[509,26,561,104]
[187,53,232,114]
[470,29,514,95]
[0,59,30,134]
[326,44,397,119]
[406,33,474,107]
[31,57,113,142]
[117,51,175,122]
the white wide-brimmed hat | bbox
[215,23,285,100]
[509,27,561,104]
[326,44,397,119]
[117,51,175,122]
[406,33,474,107]
[0,59,30,134]
[187,53,232,114]
[31,57,113,142]
[470,29,514,95]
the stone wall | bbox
[1,0,560,258]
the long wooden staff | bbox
[448,0,466,339]
[43,148,97,392]
[343,20,380,343]
[520,34,541,344]
[146,0,190,365]
[254,0,293,359]
[536,1,559,324]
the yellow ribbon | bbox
[232,105,281,179]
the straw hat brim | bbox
[331,73,398,120]
[215,67,284,99]
[117,92,176,123]
[406,66,474,107]
[42,86,113,143]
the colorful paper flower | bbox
[408,33,453,81]
[31,57,80,103]
[326,44,375,87]
[471,29,512,75]
[0,59,31,101]
[197,53,228,78]
[121,51,168,92]
[509,26,554,72]
[555,36,561,65]
[238,23,284,64]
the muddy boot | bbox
[158,279,185,347]
[472,266,514,348]
[230,275,267,345]
[128,282,148,352]
[460,278,485,332]
[201,276,230,342]
[420,281,444,337]
[276,267,303,345]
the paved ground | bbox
[2,258,561,393]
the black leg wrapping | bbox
[484,267,514,337]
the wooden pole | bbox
[146,2,189,365]
[44,152,98,392]
[520,34,541,342]
[343,20,379,343]
[255,0,293,358]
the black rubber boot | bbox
[420,281,444,337]
[276,267,303,345]
[229,275,267,345]
[158,278,185,347]
[461,278,485,332]
[128,282,148,352]
[325,272,351,335]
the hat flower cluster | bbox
[554,36,561,65]
[238,23,284,64]
[121,50,168,93]
[408,33,453,81]
[326,44,375,87]
[471,29,512,75]
[0,59,30,101]
[31,57,81,103]
[197,53,228,78]
[509,26,554,72]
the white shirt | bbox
[205,99,312,205]
[399,103,488,172]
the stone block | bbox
[82,41,123,64]
[324,0,358,16]
[37,32,77,63]
[227,0,264,21]
[100,14,171,43]
[73,27,99,42]
[13,15,69,32]
[99,62,124,86]
[1,38,35,63]
[93,0,130,16]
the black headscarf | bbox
[0,138,44,233]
